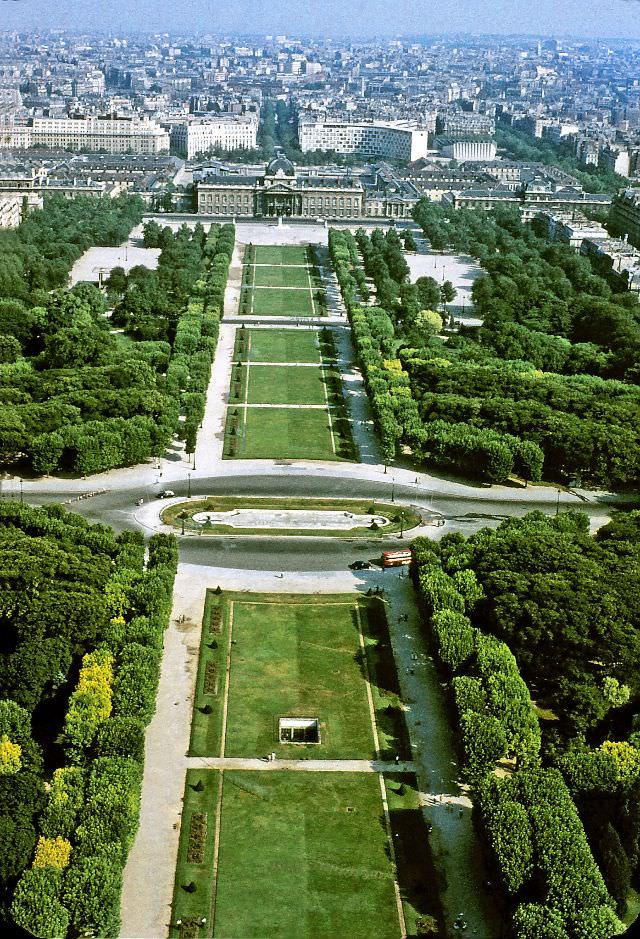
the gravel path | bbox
[187,757,416,773]
[119,569,209,939]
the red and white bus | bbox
[382,548,413,568]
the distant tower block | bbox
[279,717,320,744]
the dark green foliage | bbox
[413,513,640,930]
[0,816,36,882]
[63,844,123,938]
[11,867,70,939]
[407,200,640,486]
[94,715,146,763]
[0,506,177,936]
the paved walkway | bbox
[119,570,209,939]
[405,249,483,327]
[193,322,236,472]
[187,757,416,773]
[380,572,501,938]
[333,324,382,465]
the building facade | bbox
[24,116,169,154]
[610,188,640,248]
[170,116,258,159]
[297,118,430,162]
[196,156,365,218]
[436,138,497,162]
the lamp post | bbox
[556,488,561,516]
[187,472,191,499]
[19,479,23,505]
[391,477,395,503]
[192,452,197,471]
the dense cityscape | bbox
[0,20,639,939]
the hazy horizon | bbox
[2,0,640,42]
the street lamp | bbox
[187,472,192,499]
[192,453,197,471]
[19,479,23,505]
[391,477,395,503]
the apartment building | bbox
[297,117,430,162]
[170,115,258,159]
[610,188,640,248]
[27,116,169,154]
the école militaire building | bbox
[195,156,420,219]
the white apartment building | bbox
[171,116,258,159]
[0,124,33,149]
[298,118,430,162]
[599,146,631,177]
[27,116,169,154]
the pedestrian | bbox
[395,754,400,766]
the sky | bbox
[1,0,640,40]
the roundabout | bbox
[159,495,423,537]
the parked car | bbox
[349,560,372,570]
[156,490,175,499]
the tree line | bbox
[411,509,640,935]
[0,210,234,477]
[0,503,178,937]
[330,208,640,488]
[495,125,628,196]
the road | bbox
[11,471,616,570]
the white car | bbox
[156,490,175,499]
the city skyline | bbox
[2,0,640,40]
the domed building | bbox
[195,154,420,219]
[196,153,366,219]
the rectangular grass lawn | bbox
[234,406,338,460]
[244,364,329,405]
[249,287,318,317]
[244,328,321,363]
[225,597,376,759]
[253,245,309,265]
[251,264,311,288]
[213,771,402,939]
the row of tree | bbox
[329,227,545,483]
[413,510,640,921]
[1,216,233,476]
[412,524,625,936]
[3,503,179,938]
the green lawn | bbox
[253,245,309,265]
[225,597,376,759]
[172,586,444,939]
[214,772,402,939]
[240,328,322,363]
[189,592,230,758]
[170,770,411,939]
[229,406,339,460]
[251,264,311,288]
[244,364,329,405]
[190,592,410,761]
[242,286,319,317]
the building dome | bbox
[266,155,295,177]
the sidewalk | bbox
[119,569,209,939]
